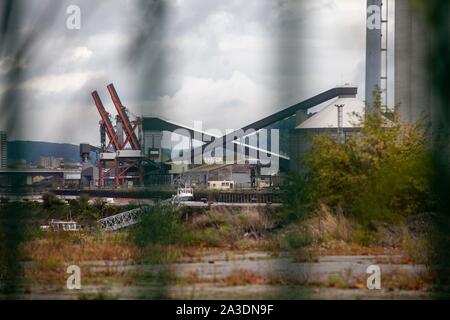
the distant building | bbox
[181,163,257,189]
[0,131,7,168]
[38,156,64,169]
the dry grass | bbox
[381,270,433,292]
[17,204,433,292]
[306,270,433,292]
[21,232,139,285]
[313,240,403,256]
[23,232,138,262]
[282,203,431,264]
[184,207,277,250]
[307,203,355,243]
[278,204,405,259]
[401,233,432,264]
[218,270,272,286]
[191,207,274,235]
[178,270,293,287]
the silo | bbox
[290,93,367,173]
[394,0,433,123]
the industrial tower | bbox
[365,0,390,110]
[92,84,143,189]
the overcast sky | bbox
[0,0,394,145]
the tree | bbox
[304,89,432,223]
[42,192,62,209]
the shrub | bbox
[132,204,183,247]
[279,174,314,225]
[42,192,63,208]
[284,230,312,249]
[352,229,377,247]
[281,228,314,262]
[303,89,432,224]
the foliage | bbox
[42,192,63,209]
[131,204,183,247]
[0,203,26,293]
[302,89,432,224]
[284,228,312,250]
[279,174,315,225]
[73,194,98,222]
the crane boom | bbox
[91,91,120,151]
[107,83,141,150]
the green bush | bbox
[279,174,314,225]
[132,204,183,247]
[352,229,377,247]
[281,227,314,262]
[0,203,26,292]
[42,192,63,208]
[284,231,312,250]
[303,89,432,224]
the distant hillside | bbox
[7,141,80,164]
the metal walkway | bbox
[97,199,172,231]
[96,196,280,231]
[97,208,142,231]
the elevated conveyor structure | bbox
[194,86,358,158]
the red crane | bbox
[92,84,143,189]
[91,91,120,151]
[107,83,141,150]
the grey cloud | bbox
[2,0,378,144]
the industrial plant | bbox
[1,0,448,303]
[0,0,436,196]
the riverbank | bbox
[10,208,433,299]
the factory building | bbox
[290,93,368,173]
[178,163,277,190]
[139,87,356,185]
[142,118,169,162]
[180,164,254,189]
[0,131,7,168]
[85,2,429,189]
